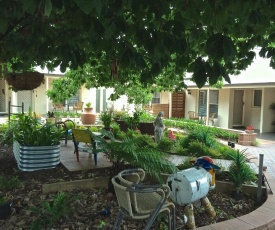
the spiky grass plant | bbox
[92,130,178,191]
[226,149,257,193]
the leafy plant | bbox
[226,149,257,192]
[92,130,178,187]
[184,126,218,148]
[13,113,64,146]
[157,136,174,152]
[177,157,194,170]
[139,111,154,122]
[252,139,261,147]
[0,175,21,190]
[0,123,16,146]
[85,102,92,108]
[125,110,143,130]
[0,196,9,204]
[113,110,127,120]
[30,192,79,229]
[99,110,113,129]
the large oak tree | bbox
[1,0,275,100]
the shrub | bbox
[134,134,156,148]
[0,123,14,146]
[181,126,218,149]
[157,136,174,152]
[185,140,222,158]
[177,157,194,170]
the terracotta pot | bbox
[81,108,96,125]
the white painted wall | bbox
[262,88,275,133]
[81,86,97,110]
[218,89,230,129]
[33,82,47,114]
[160,91,170,104]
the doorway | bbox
[233,90,244,127]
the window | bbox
[198,90,219,117]
[253,90,262,107]
[152,92,160,104]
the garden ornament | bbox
[153,111,165,143]
[168,130,176,141]
[167,156,221,229]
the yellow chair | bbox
[72,129,104,165]
[73,102,84,113]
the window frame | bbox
[152,92,160,104]
[252,89,262,107]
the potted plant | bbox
[32,112,42,124]
[12,112,64,171]
[99,110,113,131]
[84,102,93,112]
[0,196,12,220]
[81,102,96,124]
[125,110,142,130]
[138,111,155,135]
[226,149,257,200]
[245,125,254,134]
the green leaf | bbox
[0,16,7,33]
[259,47,267,58]
[73,0,94,14]
[93,0,102,15]
[22,0,36,14]
[105,22,116,39]
[44,0,52,17]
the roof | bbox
[185,52,275,89]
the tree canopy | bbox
[1,0,275,92]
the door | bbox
[171,92,185,118]
[233,90,244,126]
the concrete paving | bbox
[1,116,275,177]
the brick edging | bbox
[197,174,275,229]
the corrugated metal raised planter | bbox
[13,141,60,171]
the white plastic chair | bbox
[112,169,176,230]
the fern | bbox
[30,192,79,229]
[93,130,178,183]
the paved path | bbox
[2,116,275,177]
[243,134,275,178]
[219,133,275,179]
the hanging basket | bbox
[5,72,44,91]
